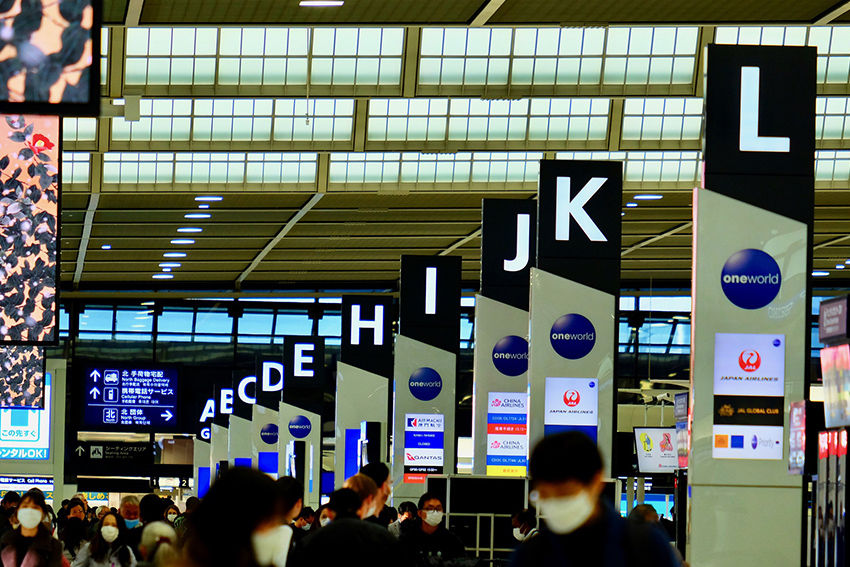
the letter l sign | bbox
[739,66,790,153]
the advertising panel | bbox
[0,346,44,408]
[788,401,805,475]
[713,333,785,397]
[543,377,598,440]
[486,392,528,476]
[822,344,850,429]
[712,424,784,460]
[82,365,178,430]
[674,392,689,469]
[0,371,50,460]
[634,427,678,473]
[403,413,444,484]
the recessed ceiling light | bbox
[152,274,174,279]
[837,264,846,270]
[171,239,195,245]
[177,227,203,233]
[198,204,210,209]
[112,98,125,106]
[812,271,830,277]
[159,263,181,268]
[194,196,223,202]
[101,244,111,250]
[185,213,211,219]
[633,194,663,200]
[140,301,155,306]
[163,252,187,258]
[626,202,638,208]
[620,212,625,216]
[162,268,172,272]
[299,0,344,5]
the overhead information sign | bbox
[82,366,178,430]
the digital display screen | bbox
[0,345,43,407]
[82,365,178,430]
[403,413,444,484]
[822,344,850,429]
[0,114,57,345]
[486,392,528,477]
[0,0,100,115]
[543,377,598,440]
[0,371,50,459]
[634,427,678,473]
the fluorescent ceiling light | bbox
[171,239,195,245]
[162,268,172,272]
[159,263,181,268]
[101,244,111,250]
[185,213,211,219]
[633,194,663,200]
[837,265,846,270]
[198,204,210,209]
[177,227,203,233]
[626,202,638,208]
[163,252,187,258]
[299,0,344,6]
[152,274,174,279]
[194,196,223,202]
[112,98,125,106]
[812,271,830,277]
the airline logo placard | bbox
[714,333,785,397]
[486,392,528,476]
[544,377,598,426]
[403,414,445,483]
[712,424,783,460]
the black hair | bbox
[513,509,537,529]
[379,505,397,525]
[297,506,315,520]
[417,492,444,510]
[18,490,50,537]
[277,476,304,516]
[67,498,85,514]
[328,488,361,520]
[185,497,200,512]
[1,491,20,505]
[528,431,602,485]
[359,462,390,487]
[183,468,281,567]
[398,501,417,516]
[59,516,89,557]
[90,512,132,567]
[139,494,162,524]
[628,504,658,524]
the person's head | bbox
[316,505,332,527]
[163,504,180,525]
[359,462,391,508]
[628,504,659,524]
[276,476,304,524]
[60,499,69,510]
[294,507,315,530]
[16,489,49,535]
[343,473,379,519]
[1,491,20,510]
[140,521,179,566]
[67,498,86,521]
[511,509,537,541]
[184,468,287,567]
[96,506,110,520]
[185,496,200,514]
[417,493,445,532]
[90,512,133,567]
[529,432,604,535]
[379,505,397,526]
[140,493,162,525]
[60,508,89,550]
[398,501,417,522]
[119,495,140,529]
[72,493,89,512]
[327,488,362,521]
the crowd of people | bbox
[0,432,681,567]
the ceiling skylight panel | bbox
[62,153,90,184]
[218,28,309,85]
[191,98,274,142]
[173,153,246,184]
[622,98,703,141]
[103,152,175,184]
[311,28,403,86]
[63,118,97,142]
[817,97,850,140]
[816,150,850,181]
[272,99,354,142]
[101,28,108,86]
[469,152,543,183]
[528,98,608,141]
[603,27,697,85]
[125,28,217,86]
[245,153,318,183]
[328,152,401,183]
[112,99,191,141]
[399,152,473,183]
[447,99,528,141]
[367,98,448,141]
[419,28,511,85]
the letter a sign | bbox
[536,160,622,295]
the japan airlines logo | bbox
[738,350,761,372]
[563,390,581,407]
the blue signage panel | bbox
[82,366,178,430]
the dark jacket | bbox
[398,518,465,566]
[509,505,678,567]
[0,527,63,567]
[292,517,410,567]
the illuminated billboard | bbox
[0,345,43,408]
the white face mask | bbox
[513,527,525,542]
[166,513,178,523]
[251,525,288,566]
[300,524,311,531]
[319,517,331,527]
[538,491,597,535]
[17,508,43,529]
[423,510,443,527]
[101,525,119,543]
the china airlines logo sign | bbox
[491,399,502,408]
[738,350,761,372]
[564,390,581,407]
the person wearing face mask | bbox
[358,463,392,526]
[71,512,136,567]
[387,502,417,539]
[293,508,315,534]
[161,506,180,527]
[398,492,465,566]
[510,432,679,567]
[182,468,290,567]
[314,506,332,530]
[341,474,380,520]
[290,489,409,567]
[0,489,63,567]
[59,508,91,563]
[511,509,539,544]
[0,492,21,542]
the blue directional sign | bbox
[82,366,178,430]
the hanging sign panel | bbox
[82,365,178,430]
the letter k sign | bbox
[555,177,608,242]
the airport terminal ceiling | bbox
[58,3,850,291]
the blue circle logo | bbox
[720,249,781,310]
[550,314,596,360]
[409,367,442,401]
[492,335,529,376]
[260,423,279,445]
[288,415,311,439]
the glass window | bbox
[115,308,154,333]
[79,308,113,332]
[318,313,341,338]
[158,308,194,333]
[275,313,313,336]
[195,309,232,334]
[239,311,275,335]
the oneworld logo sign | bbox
[409,367,442,401]
[491,335,529,376]
[720,249,781,310]
[550,314,596,360]
[260,423,279,445]
[288,415,311,439]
